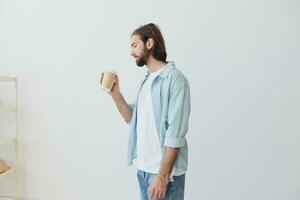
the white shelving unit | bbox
[0,76,20,200]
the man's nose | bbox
[131,51,135,57]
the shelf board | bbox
[0,108,17,113]
[0,76,16,81]
[0,138,17,146]
[0,167,16,179]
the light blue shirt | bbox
[127,61,191,175]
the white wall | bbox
[1,0,299,199]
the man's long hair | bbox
[132,23,167,62]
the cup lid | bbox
[102,69,117,75]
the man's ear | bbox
[146,38,154,50]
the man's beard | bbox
[136,47,150,67]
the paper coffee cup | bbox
[100,70,117,92]
[0,159,10,174]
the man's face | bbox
[130,34,150,67]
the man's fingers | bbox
[148,176,168,200]
[148,187,153,198]
[157,191,162,199]
[157,190,164,199]
[151,192,157,200]
[153,188,161,200]
[149,187,156,200]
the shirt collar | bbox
[145,61,175,79]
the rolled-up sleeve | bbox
[127,102,136,125]
[164,83,191,148]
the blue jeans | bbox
[137,170,185,200]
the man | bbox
[107,23,191,200]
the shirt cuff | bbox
[164,137,186,148]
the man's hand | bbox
[148,174,169,200]
[148,147,180,199]
[107,74,121,99]
[101,73,132,123]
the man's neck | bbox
[146,56,167,73]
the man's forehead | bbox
[131,34,141,44]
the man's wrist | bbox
[157,172,170,180]
[112,92,122,101]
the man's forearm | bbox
[148,147,180,199]
[158,147,180,178]
[112,92,132,123]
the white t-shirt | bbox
[136,68,163,174]
[136,67,185,177]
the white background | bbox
[1,0,299,199]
